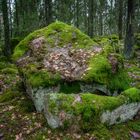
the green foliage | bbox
[0,91,21,103]
[128,120,140,131]
[111,124,130,140]
[93,124,111,140]
[0,67,18,75]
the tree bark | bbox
[124,0,134,59]
[88,0,94,37]
[76,0,79,28]
[15,0,19,35]
[8,0,12,38]
[118,0,123,39]
[2,0,11,56]
[44,0,52,26]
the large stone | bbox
[41,88,140,129]
[101,103,140,125]
[12,22,134,129]
[13,21,129,93]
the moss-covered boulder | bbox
[13,21,132,129]
[13,21,129,92]
[44,88,140,129]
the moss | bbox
[77,93,125,113]
[122,88,140,102]
[108,70,130,91]
[111,124,131,140]
[128,120,140,131]
[48,93,74,115]
[127,65,140,72]
[83,55,111,84]
[48,88,140,130]
[0,67,18,75]
[27,70,61,87]
[93,124,111,140]
[83,54,130,92]
[13,21,97,61]
[0,90,22,103]
[0,62,8,69]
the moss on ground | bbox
[0,90,22,103]
[0,88,140,139]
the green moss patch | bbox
[27,70,61,88]
[83,54,130,91]
[122,88,140,102]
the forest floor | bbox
[0,50,140,140]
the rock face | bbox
[13,21,135,130]
[101,103,140,125]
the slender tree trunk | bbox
[8,0,12,38]
[2,0,11,56]
[15,0,19,35]
[44,0,52,25]
[124,0,134,59]
[84,0,87,33]
[88,0,94,37]
[76,0,79,28]
[118,0,123,39]
[99,11,103,36]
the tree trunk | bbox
[2,0,11,56]
[76,0,79,28]
[99,11,103,36]
[118,0,123,39]
[88,0,94,37]
[124,0,134,59]
[8,0,12,38]
[44,0,52,26]
[15,0,19,35]
[84,0,88,33]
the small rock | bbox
[130,131,140,139]
[0,133,4,138]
